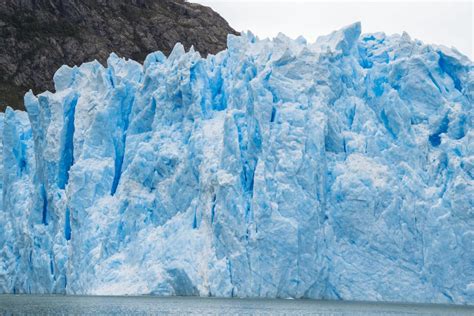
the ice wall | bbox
[0,23,473,304]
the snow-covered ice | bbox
[0,23,473,304]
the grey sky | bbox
[192,0,473,59]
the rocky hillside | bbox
[0,0,237,111]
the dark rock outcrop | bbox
[0,0,237,111]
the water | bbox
[0,295,472,315]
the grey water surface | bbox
[0,295,472,315]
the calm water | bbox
[0,295,472,315]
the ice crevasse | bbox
[0,22,473,304]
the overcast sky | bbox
[191,0,473,59]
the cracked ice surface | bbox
[0,23,473,304]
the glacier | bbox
[0,22,473,304]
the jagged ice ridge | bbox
[0,23,473,304]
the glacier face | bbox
[0,22,473,304]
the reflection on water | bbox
[0,295,472,315]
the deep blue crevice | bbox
[11,124,28,176]
[358,46,373,69]
[436,152,450,199]
[247,165,255,193]
[245,124,261,194]
[117,221,126,243]
[41,185,48,225]
[359,58,373,69]
[227,259,233,287]
[245,203,252,223]
[263,70,279,103]
[429,115,449,147]
[252,123,263,153]
[363,35,376,42]
[270,106,276,123]
[437,153,448,172]
[111,87,134,196]
[380,109,397,139]
[13,143,27,176]
[442,291,454,303]
[49,254,54,275]
[107,68,116,88]
[428,135,441,147]
[452,115,466,140]
[438,52,462,92]
[325,127,344,153]
[111,139,124,196]
[328,284,342,300]
[211,194,217,224]
[192,208,198,229]
[191,62,209,117]
[373,77,387,97]
[65,208,71,241]
[428,72,442,93]
[211,70,227,111]
[19,157,26,174]
[237,118,261,223]
[347,104,356,128]
[58,94,78,190]
[242,157,258,223]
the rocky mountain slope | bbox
[0,0,237,111]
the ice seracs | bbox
[0,22,472,304]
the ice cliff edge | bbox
[0,23,473,304]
